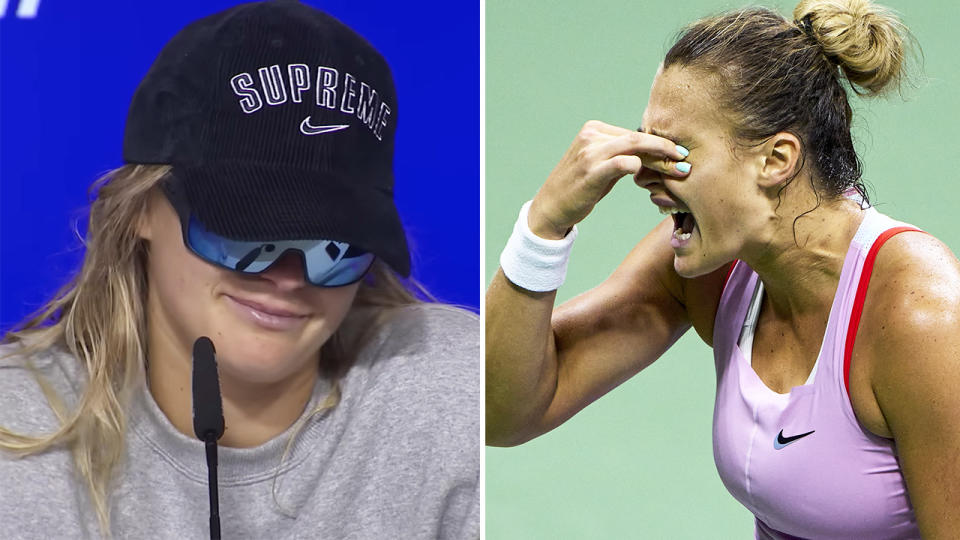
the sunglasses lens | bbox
[302,241,375,286]
[185,215,374,286]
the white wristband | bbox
[499,200,578,292]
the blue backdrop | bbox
[0,0,480,333]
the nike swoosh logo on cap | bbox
[774,429,815,450]
[299,116,350,135]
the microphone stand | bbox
[204,435,220,540]
[192,337,225,540]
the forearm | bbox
[485,269,559,446]
[485,122,691,446]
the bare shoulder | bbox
[858,231,960,430]
[858,232,960,535]
[865,231,960,336]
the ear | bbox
[758,132,802,189]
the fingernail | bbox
[676,162,691,174]
[676,145,689,158]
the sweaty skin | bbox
[486,65,960,537]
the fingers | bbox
[586,131,690,177]
[531,120,691,235]
[602,130,687,162]
[582,119,635,138]
[581,120,688,159]
[640,155,691,177]
[592,154,642,180]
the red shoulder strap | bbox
[721,260,738,295]
[843,227,924,400]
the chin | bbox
[671,226,736,279]
[674,257,706,279]
[214,342,318,386]
[673,251,729,279]
[204,320,323,383]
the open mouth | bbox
[654,192,698,243]
[671,211,697,242]
[649,181,700,247]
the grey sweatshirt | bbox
[0,304,480,539]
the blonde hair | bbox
[793,0,909,95]
[0,164,429,535]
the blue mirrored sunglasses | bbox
[163,185,375,287]
[185,215,375,287]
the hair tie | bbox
[794,14,841,66]
[795,14,815,38]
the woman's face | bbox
[635,66,774,278]
[139,190,360,385]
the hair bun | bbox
[793,0,909,95]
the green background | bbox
[485,0,959,538]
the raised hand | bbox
[527,120,690,239]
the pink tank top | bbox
[712,207,923,539]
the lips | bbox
[651,194,689,212]
[649,189,699,249]
[226,295,308,318]
[650,191,694,224]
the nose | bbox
[258,250,309,290]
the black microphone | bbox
[192,336,225,540]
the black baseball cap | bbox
[123,0,410,276]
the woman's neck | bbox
[741,195,866,322]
